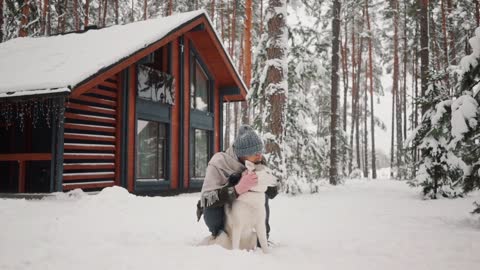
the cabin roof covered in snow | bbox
[0,10,246,99]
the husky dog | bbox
[200,160,277,253]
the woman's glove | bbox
[234,172,258,195]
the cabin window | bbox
[191,129,211,178]
[136,120,167,180]
[191,59,211,112]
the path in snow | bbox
[0,179,479,270]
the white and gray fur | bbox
[199,160,278,253]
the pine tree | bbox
[262,0,287,181]
[453,27,480,195]
[408,73,462,198]
[19,0,30,36]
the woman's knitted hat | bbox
[233,125,264,158]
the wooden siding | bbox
[62,75,121,191]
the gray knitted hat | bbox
[233,125,264,158]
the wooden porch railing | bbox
[0,153,52,192]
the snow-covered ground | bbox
[1,179,479,270]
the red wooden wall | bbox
[62,75,122,191]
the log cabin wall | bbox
[62,75,122,191]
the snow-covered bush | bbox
[410,27,480,199]
[408,74,463,199]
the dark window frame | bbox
[136,119,169,181]
[190,128,213,179]
[190,48,213,114]
[188,43,215,185]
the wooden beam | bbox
[66,103,116,116]
[214,86,220,153]
[63,172,115,181]
[18,161,25,192]
[99,81,117,89]
[115,73,123,186]
[64,143,115,151]
[183,36,191,189]
[64,153,115,160]
[72,95,117,108]
[0,153,52,161]
[171,39,180,190]
[56,96,65,192]
[65,112,116,125]
[127,65,136,192]
[64,163,114,170]
[64,123,116,134]
[88,87,117,98]
[64,133,115,142]
[63,181,114,191]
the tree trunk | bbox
[447,0,456,66]
[211,0,215,19]
[348,19,356,175]
[74,0,79,30]
[168,0,173,16]
[393,0,403,179]
[441,0,450,91]
[342,19,349,133]
[220,0,225,41]
[41,0,48,34]
[84,0,89,28]
[363,60,369,178]
[242,0,252,125]
[20,0,30,37]
[430,8,441,72]
[355,32,364,171]
[103,0,108,27]
[260,0,264,34]
[413,19,419,177]
[98,0,102,25]
[115,0,119,24]
[58,0,68,33]
[403,0,408,141]
[264,0,288,181]
[366,0,376,179]
[230,0,237,58]
[420,0,429,114]
[341,25,349,177]
[330,0,341,185]
[144,0,147,20]
[390,76,395,178]
[0,0,4,42]
[476,0,480,27]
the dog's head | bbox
[245,161,278,187]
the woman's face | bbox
[242,152,263,164]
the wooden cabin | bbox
[0,10,247,194]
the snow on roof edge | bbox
[0,87,70,99]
